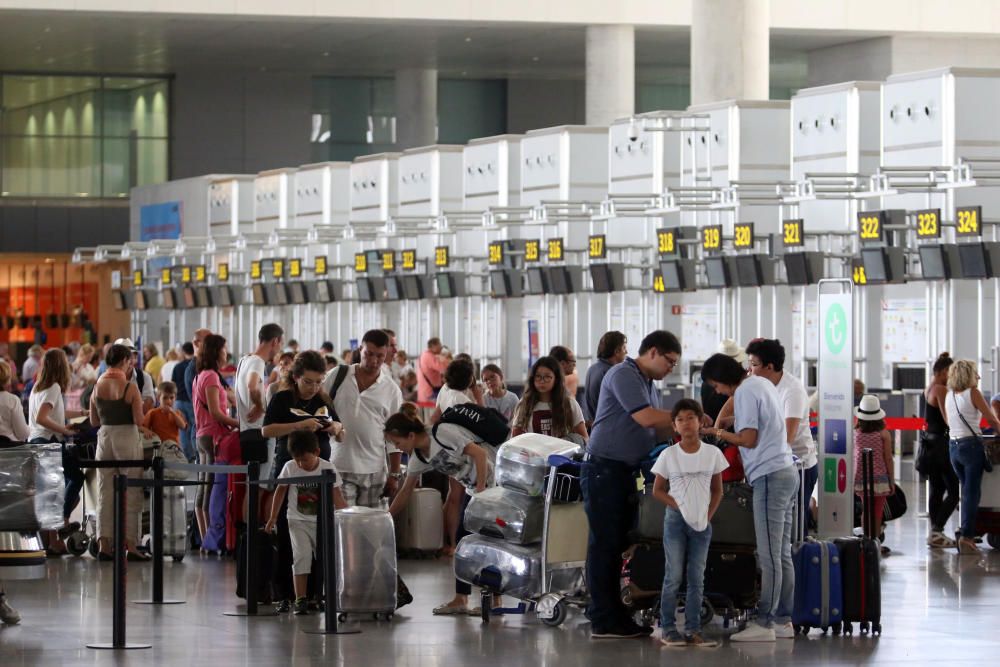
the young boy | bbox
[265,431,348,615]
[142,381,188,444]
[651,398,728,648]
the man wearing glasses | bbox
[583,330,683,639]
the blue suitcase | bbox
[792,538,844,635]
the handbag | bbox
[916,432,946,476]
[882,483,908,522]
[953,392,993,473]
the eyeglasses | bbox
[534,374,556,382]
[565,358,577,365]
[297,377,323,387]
[663,354,679,369]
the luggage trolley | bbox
[469,454,590,626]
[974,435,1000,548]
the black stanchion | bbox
[305,469,359,635]
[225,460,277,618]
[135,456,184,605]
[88,473,151,650]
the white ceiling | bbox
[0,11,877,86]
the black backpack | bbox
[434,404,510,446]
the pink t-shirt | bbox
[193,370,230,438]
[417,350,446,403]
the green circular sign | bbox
[825,303,848,355]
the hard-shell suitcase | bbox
[631,492,665,542]
[396,487,443,555]
[236,528,277,604]
[703,544,759,611]
[219,431,243,553]
[160,486,188,560]
[792,539,843,634]
[337,507,397,617]
[454,534,543,599]
[495,434,582,497]
[464,487,544,545]
[710,483,756,546]
[834,447,882,636]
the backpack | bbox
[434,404,510,446]
[157,440,189,479]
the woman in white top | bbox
[27,349,85,555]
[0,360,28,442]
[943,359,1000,554]
[70,344,98,390]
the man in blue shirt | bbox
[583,331,627,423]
[583,330,682,639]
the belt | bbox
[585,454,639,472]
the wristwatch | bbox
[716,428,725,441]
[389,472,404,481]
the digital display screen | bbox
[548,267,572,295]
[314,280,332,303]
[402,275,424,300]
[918,245,949,280]
[356,278,374,302]
[252,283,268,306]
[783,253,810,286]
[288,282,308,305]
[162,288,177,309]
[705,257,730,288]
[436,273,455,299]
[216,285,233,307]
[182,287,196,309]
[112,290,127,311]
[735,255,761,287]
[660,261,684,291]
[134,291,148,311]
[272,283,289,306]
[589,264,614,293]
[195,286,212,308]
[958,243,990,279]
[490,270,512,297]
[861,248,890,283]
[385,276,402,301]
[526,267,548,294]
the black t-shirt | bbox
[264,389,338,475]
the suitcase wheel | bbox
[338,613,347,623]
[872,622,881,636]
[987,533,1000,550]
[480,590,492,624]
[538,600,568,627]
[860,621,870,634]
[373,612,393,621]
[700,599,714,626]
[832,622,842,636]
[843,622,853,636]
[172,554,184,563]
[66,532,89,556]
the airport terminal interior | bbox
[6,0,1000,662]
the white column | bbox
[690,0,769,105]
[395,68,437,149]
[586,25,635,126]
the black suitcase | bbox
[621,542,663,610]
[236,528,277,604]
[703,543,759,612]
[834,447,882,636]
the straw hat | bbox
[854,394,886,421]
[717,339,748,364]
[113,337,136,351]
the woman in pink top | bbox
[192,333,239,541]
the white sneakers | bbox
[0,594,20,625]
[730,623,776,642]
[773,623,796,639]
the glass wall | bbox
[311,76,507,162]
[0,75,169,198]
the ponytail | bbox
[384,403,425,436]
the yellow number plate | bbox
[401,250,416,271]
[701,225,722,252]
[435,246,450,268]
[657,229,676,255]
[250,261,262,280]
[217,263,229,282]
[547,238,563,261]
[852,263,867,286]
[488,242,503,266]
[525,240,540,263]
[354,253,367,273]
[915,209,940,238]
[857,212,883,242]
[272,259,284,278]
[588,234,606,259]
[289,258,302,278]
[181,266,192,283]
[734,223,754,249]
[653,271,665,293]
[159,268,170,285]
[382,252,395,272]
[956,206,981,237]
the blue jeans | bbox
[582,456,638,631]
[750,464,798,628]
[659,508,712,635]
[950,436,988,538]
[175,400,196,461]
[802,463,819,533]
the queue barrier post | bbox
[304,469,359,635]
[224,460,277,617]
[135,456,184,605]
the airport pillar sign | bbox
[817,279,854,539]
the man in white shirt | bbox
[236,323,284,469]
[324,329,403,508]
[21,345,43,384]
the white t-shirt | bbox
[775,372,818,469]
[0,391,29,442]
[236,354,267,430]
[278,458,341,522]
[407,423,493,493]
[513,398,585,438]
[159,360,179,387]
[436,386,474,413]
[330,366,403,474]
[28,384,65,442]
[651,442,729,532]
[129,371,155,405]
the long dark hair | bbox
[384,403,425,437]
[280,351,332,405]
[196,334,226,373]
[513,356,574,436]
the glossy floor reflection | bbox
[4,479,1000,664]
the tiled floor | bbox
[4,479,1000,664]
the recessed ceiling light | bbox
[532,56,540,62]
[461,71,467,76]
[464,36,472,42]
[43,26,50,33]
[322,51,330,56]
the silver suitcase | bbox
[0,443,64,531]
[454,534,543,599]
[464,487,544,545]
[336,506,397,614]
[495,434,582,497]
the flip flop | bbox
[432,603,469,616]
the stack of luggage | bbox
[454,434,583,606]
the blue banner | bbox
[140,201,182,241]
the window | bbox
[1,74,169,198]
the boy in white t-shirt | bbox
[265,431,348,615]
[651,398,728,648]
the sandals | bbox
[927,532,956,549]
[432,603,469,616]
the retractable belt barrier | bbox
[86,458,357,651]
